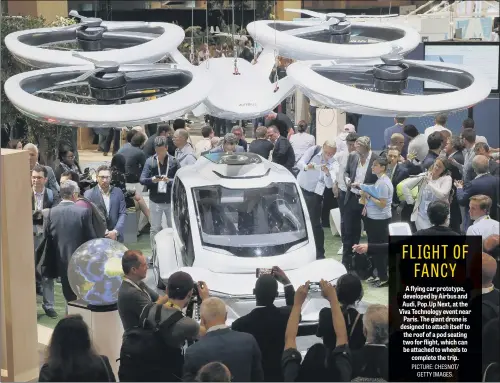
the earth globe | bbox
[68,238,128,306]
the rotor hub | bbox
[76,24,106,52]
[89,72,127,102]
[373,59,409,93]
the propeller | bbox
[282,9,351,40]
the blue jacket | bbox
[84,186,127,242]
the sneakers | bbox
[337,245,343,255]
[366,276,380,283]
[44,308,58,319]
[377,280,389,288]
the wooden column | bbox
[7,0,68,22]
[0,149,39,382]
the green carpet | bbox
[37,229,387,328]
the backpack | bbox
[119,304,185,382]
[291,145,321,178]
[78,197,107,238]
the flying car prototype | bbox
[154,152,347,325]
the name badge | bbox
[314,180,325,196]
[158,180,167,194]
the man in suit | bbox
[43,180,96,304]
[474,142,500,177]
[84,165,127,242]
[421,131,444,171]
[183,297,264,382]
[232,267,295,382]
[32,165,60,317]
[383,117,409,157]
[456,155,499,221]
[342,136,378,271]
[386,147,410,222]
[24,143,59,195]
[267,125,295,172]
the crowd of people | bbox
[16,106,500,381]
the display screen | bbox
[423,43,499,92]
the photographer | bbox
[145,271,208,347]
[232,267,295,382]
[282,280,351,382]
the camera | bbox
[186,282,204,320]
[32,210,43,225]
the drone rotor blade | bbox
[71,52,102,65]
[284,18,340,37]
[56,69,103,85]
[284,8,327,20]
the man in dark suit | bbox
[342,136,378,271]
[84,165,127,242]
[456,155,499,221]
[383,117,409,157]
[386,147,410,222]
[421,131,444,171]
[32,165,60,317]
[232,267,295,381]
[183,297,264,382]
[267,125,295,172]
[43,180,96,304]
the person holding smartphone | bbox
[140,136,180,263]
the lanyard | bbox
[156,155,169,178]
[123,278,152,302]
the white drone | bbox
[286,54,491,117]
[247,8,420,60]
[4,54,211,127]
[170,48,294,120]
[4,10,184,68]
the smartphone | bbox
[256,268,273,278]
[309,282,321,291]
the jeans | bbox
[150,200,172,260]
[34,234,55,310]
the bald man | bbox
[480,252,499,325]
[183,297,264,382]
[173,129,196,167]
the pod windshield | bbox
[193,183,308,257]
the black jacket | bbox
[272,137,295,171]
[249,139,274,160]
[183,328,264,382]
[414,225,460,236]
[231,285,295,382]
[457,174,499,220]
[344,152,379,205]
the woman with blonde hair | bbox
[400,157,453,231]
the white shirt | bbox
[289,132,315,162]
[407,134,429,162]
[194,137,212,158]
[466,215,499,239]
[335,132,350,154]
[206,324,229,333]
[296,147,335,192]
[335,150,350,192]
[99,186,111,216]
[352,152,372,195]
[33,188,45,211]
[424,125,452,138]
